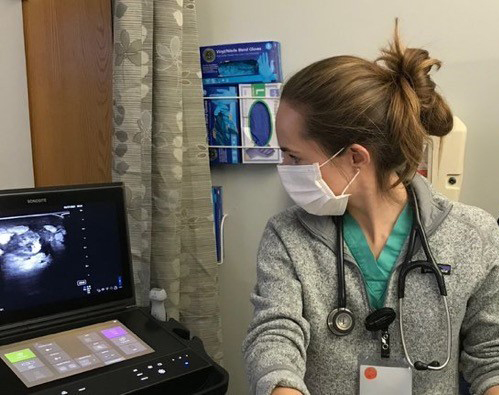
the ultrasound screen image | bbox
[0,213,68,283]
[0,200,127,319]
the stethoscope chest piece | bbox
[328,307,355,336]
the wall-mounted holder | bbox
[204,85,282,164]
[218,214,228,265]
[212,186,228,264]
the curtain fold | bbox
[112,0,223,364]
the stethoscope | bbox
[327,186,452,371]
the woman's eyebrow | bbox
[280,146,299,154]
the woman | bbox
[242,23,499,395]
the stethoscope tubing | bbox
[329,186,452,371]
[397,187,452,371]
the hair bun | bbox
[378,19,453,137]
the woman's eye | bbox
[281,150,301,165]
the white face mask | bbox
[277,147,360,216]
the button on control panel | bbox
[130,352,192,383]
[39,350,210,394]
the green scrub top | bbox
[343,204,413,310]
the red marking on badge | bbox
[364,367,377,380]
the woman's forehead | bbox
[276,101,306,146]
[276,101,330,158]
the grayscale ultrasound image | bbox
[0,213,68,281]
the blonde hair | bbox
[281,19,453,190]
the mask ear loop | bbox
[319,147,345,168]
[341,169,360,195]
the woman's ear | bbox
[349,144,370,168]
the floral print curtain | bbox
[112,0,223,364]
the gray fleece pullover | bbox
[243,175,499,395]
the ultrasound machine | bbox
[0,183,228,394]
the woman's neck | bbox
[347,175,408,259]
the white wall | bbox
[0,1,34,189]
[197,1,499,393]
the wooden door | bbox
[22,0,112,186]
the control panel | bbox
[34,349,211,395]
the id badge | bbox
[358,356,412,395]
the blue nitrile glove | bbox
[257,53,276,82]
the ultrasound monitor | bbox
[0,183,134,328]
[0,184,226,395]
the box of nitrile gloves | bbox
[239,83,281,164]
[200,41,282,86]
[203,85,242,164]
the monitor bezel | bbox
[0,183,135,333]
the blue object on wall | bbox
[204,85,241,164]
[200,41,282,86]
[249,101,272,147]
[212,186,223,262]
[219,60,258,77]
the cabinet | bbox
[22,0,113,186]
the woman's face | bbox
[275,100,328,166]
[276,100,358,195]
